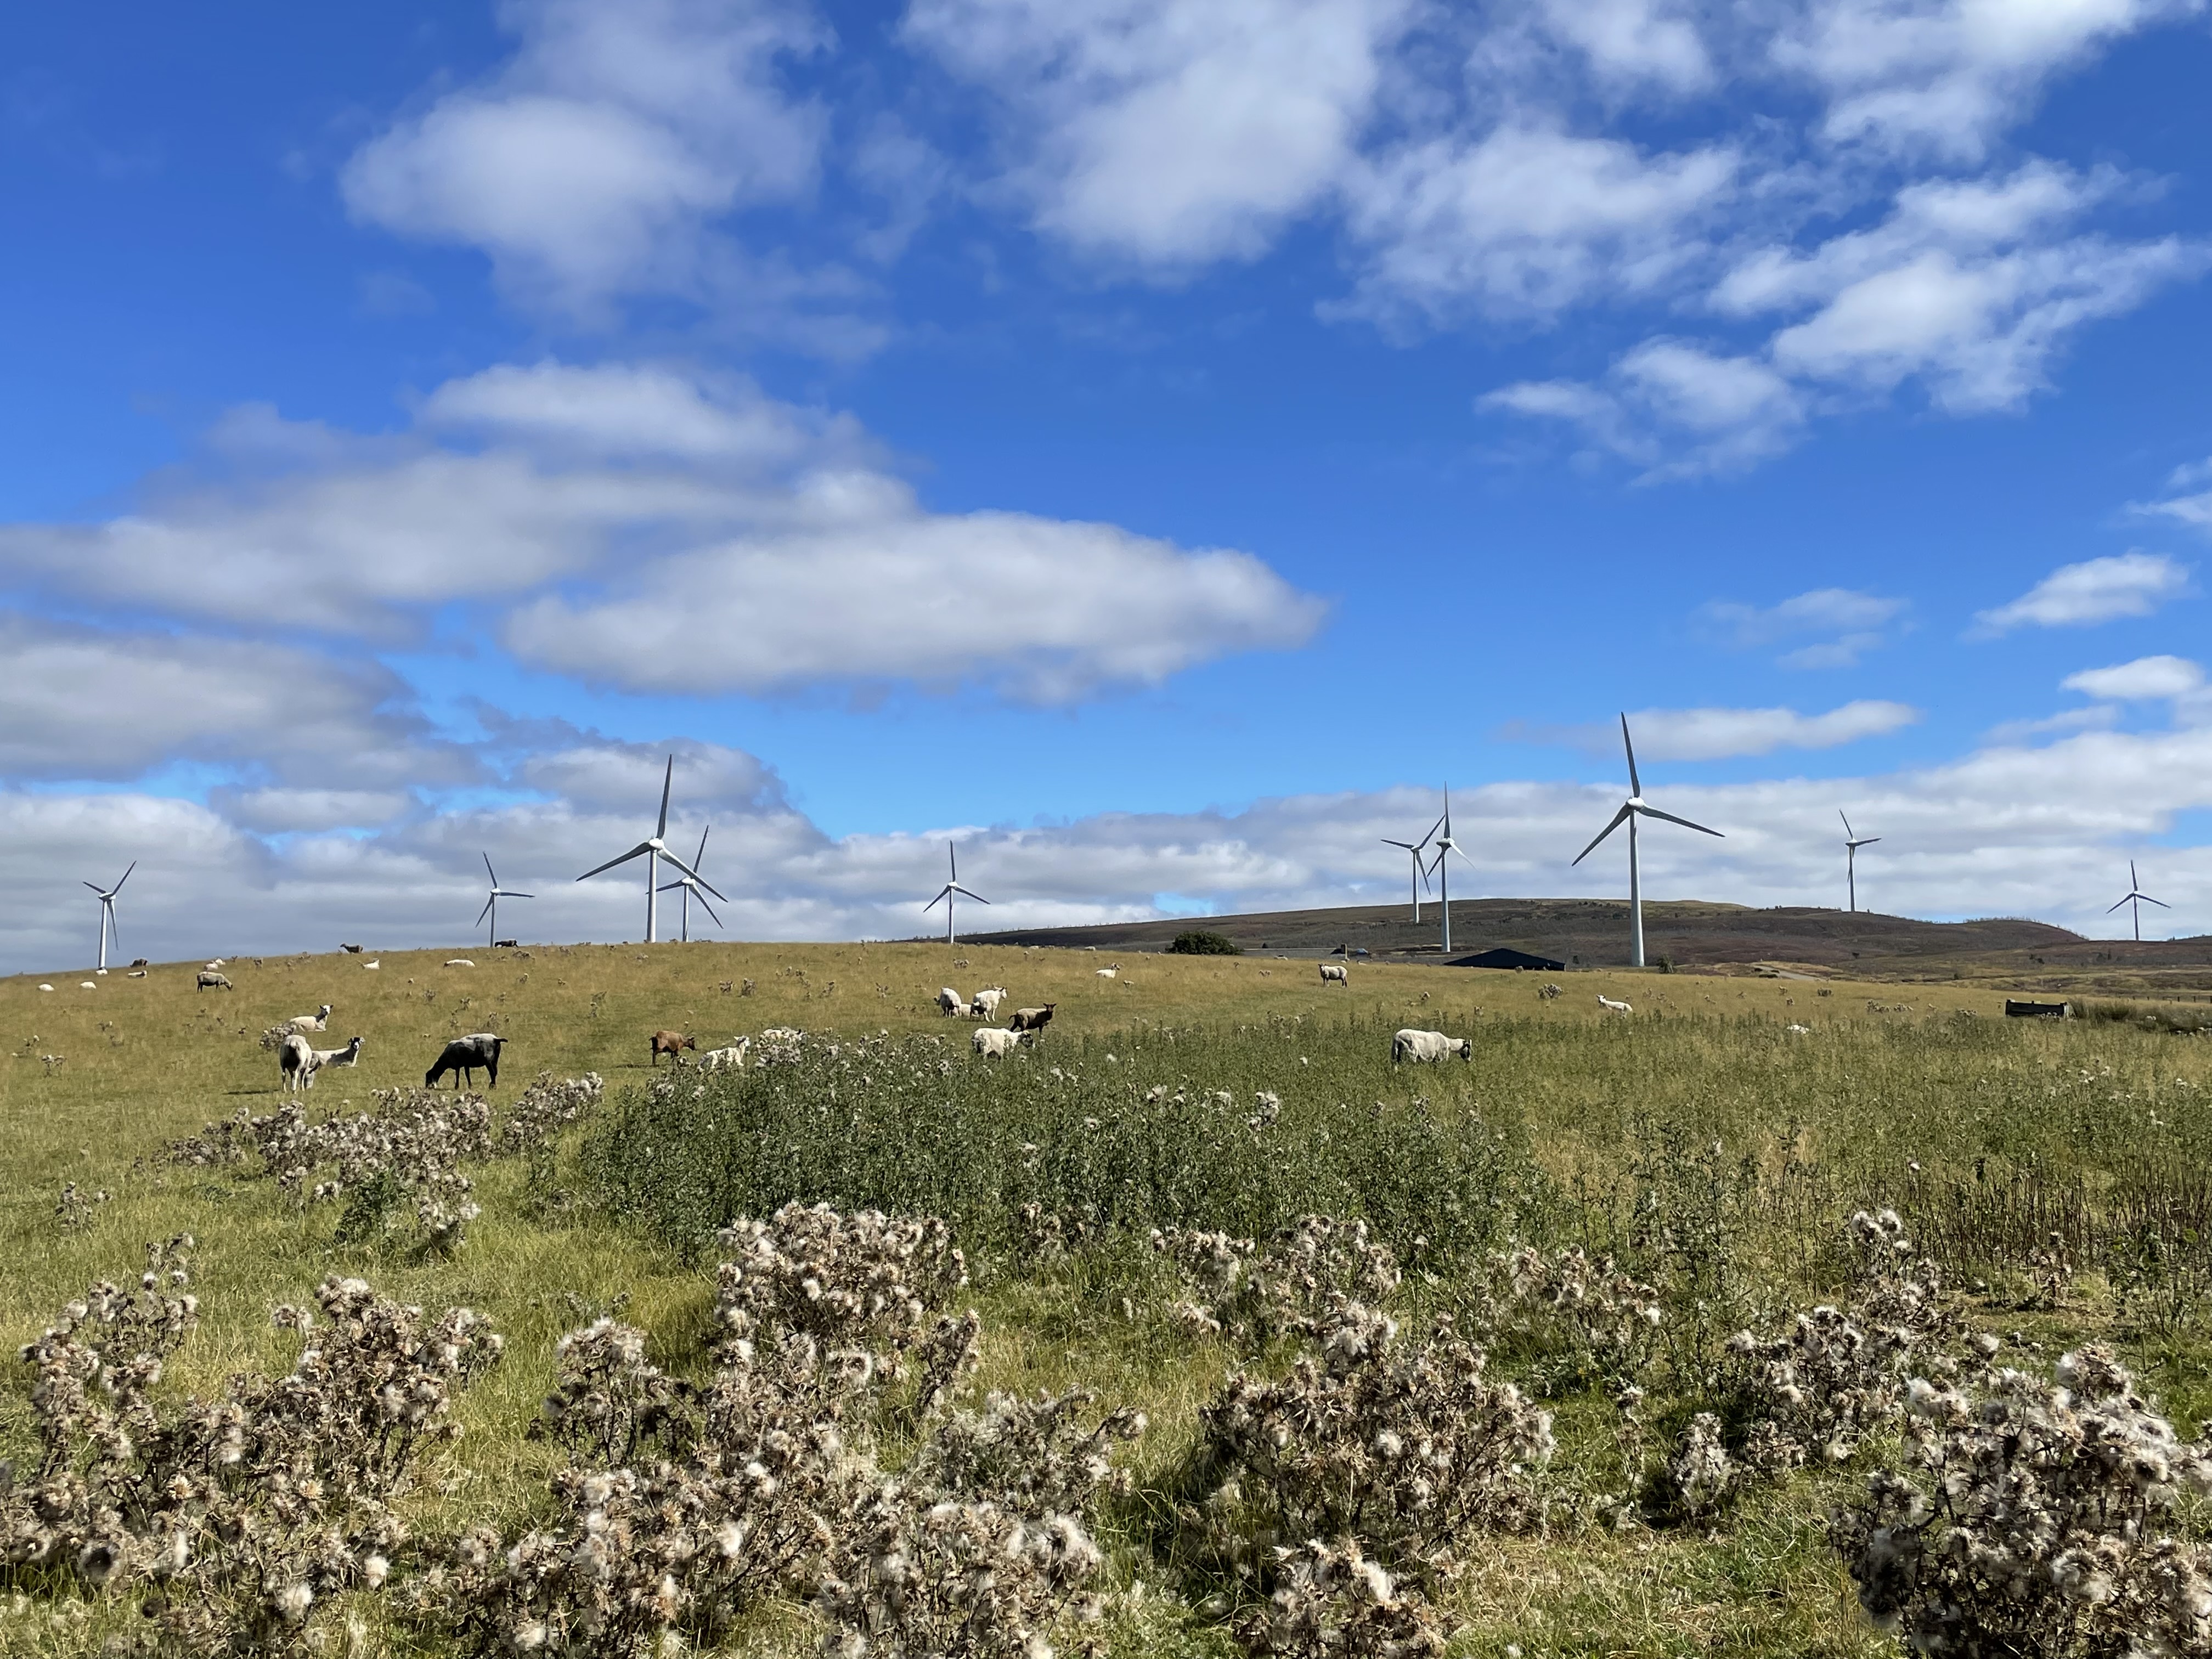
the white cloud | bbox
[1701,586,1910,667]
[1483,340,1804,477]
[342,0,828,313]
[1973,551,2191,634]
[0,361,1322,703]
[1510,699,1921,760]
[2136,458,2212,539]
[903,0,1414,267]
[2062,654,2204,701]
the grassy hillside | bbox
[4,943,2210,1657]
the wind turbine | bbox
[923,842,989,946]
[576,755,725,943]
[655,826,723,943]
[83,861,134,973]
[477,854,533,948]
[1381,813,1443,924]
[2108,860,2168,943]
[1424,790,1474,955]
[1840,812,1881,914]
[1571,715,1724,968]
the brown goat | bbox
[650,1029,696,1065]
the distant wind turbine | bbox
[576,755,724,943]
[1571,715,1724,968]
[2108,860,2168,943]
[924,843,989,946]
[1381,812,1444,924]
[1425,790,1474,955]
[1840,812,1881,914]
[83,861,134,973]
[477,854,533,949]
[656,826,723,943]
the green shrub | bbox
[1166,930,1242,955]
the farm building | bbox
[1449,946,1567,971]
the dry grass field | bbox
[3,940,2209,1657]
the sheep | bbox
[697,1039,750,1073]
[1007,1003,1057,1033]
[426,1032,505,1089]
[279,1033,317,1094]
[284,1004,334,1034]
[1096,964,1119,979]
[1319,962,1348,986]
[313,1036,364,1071]
[363,960,380,970]
[969,986,1007,1020]
[130,957,148,968]
[196,971,232,991]
[445,958,476,969]
[38,984,53,992]
[206,959,226,969]
[1596,995,1634,1015]
[340,943,364,954]
[937,987,966,1017]
[650,1030,696,1065]
[1391,1028,1473,1063]
[126,970,146,979]
[972,1026,1030,1057]
[493,938,518,949]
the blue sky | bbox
[1,0,2208,968]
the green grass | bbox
[3,941,2210,1656]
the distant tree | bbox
[1167,930,1242,956]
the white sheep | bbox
[969,986,1007,1020]
[312,1036,364,1071]
[196,970,232,991]
[278,1032,318,1094]
[363,960,380,970]
[1319,962,1348,986]
[1597,995,1634,1015]
[445,958,476,969]
[285,1003,334,1034]
[1391,1028,1473,1063]
[698,1039,751,1072]
[972,1026,1029,1058]
[937,986,965,1017]
[1095,964,1119,979]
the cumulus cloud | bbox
[2062,654,2204,701]
[1701,587,1910,668]
[1483,339,1804,477]
[1972,551,2191,634]
[0,361,1321,702]
[1509,699,1921,760]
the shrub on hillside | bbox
[1167,930,1242,955]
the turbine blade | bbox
[696,892,723,928]
[1419,861,1432,894]
[1636,803,1724,838]
[2131,860,2140,888]
[477,896,495,926]
[694,823,710,873]
[924,885,952,912]
[2142,894,2170,909]
[1380,838,1415,850]
[1419,814,1445,850]
[657,755,673,839]
[484,851,498,885]
[1572,804,1634,866]
[577,842,652,882]
[1620,714,1641,797]
[114,861,135,894]
[949,884,991,904]
[2108,896,2132,913]
[655,849,725,900]
[508,890,535,900]
[84,881,105,893]
[656,880,687,892]
[1859,837,1881,848]
[1839,809,1853,838]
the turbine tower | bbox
[576,755,724,943]
[476,854,533,948]
[2108,860,2168,943]
[1571,714,1724,968]
[923,843,990,946]
[83,861,134,973]
[1840,812,1881,914]
[655,826,723,943]
[1380,812,1443,924]
[1425,790,1472,955]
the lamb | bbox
[196,970,232,991]
[650,1030,696,1065]
[278,1032,317,1094]
[1596,994,1634,1015]
[1007,1003,1057,1033]
[313,1036,364,1071]
[972,1026,1030,1057]
[1095,964,1119,979]
[937,987,966,1017]
[426,1033,505,1090]
[1391,1028,1473,1063]
[1318,962,1348,986]
[697,1039,750,1073]
[284,1003,334,1034]
[969,986,1007,1020]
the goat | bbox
[697,1039,750,1073]
[650,1030,696,1065]
[969,986,1007,1020]
[1391,1028,1473,1063]
[973,1026,1030,1058]
[936,987,965,1017]
[1596,995,1633,1015]
[196,970,232,991]
[426,1033,505,1090]
[284,1004,334,1034]
[278,1032,317,1094]
[1007,1003,1057,1033]
[1318,962,1348,986]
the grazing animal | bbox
[314,1036,364,1071]
[340,943,364,953]
[1596,995,1633,1015]
[1007,1003,1057,1033]
[445,958,476,969]
[129,957,149,968]
[937,987,965,1017]
[969,986,1006,1020]
[1096,964,1119,979]
[278,1033,317,1094]
[1319,962,1348,986]
[285,1004,334,1034]
[973,1026,1030,1057]
[697,1039,750,1073]
[363,960,380,970]
[493,938,518,949]
[196,971,232,991]
[1391,1028,1473,1064]
[127,970,147,979]
[426,1033,505,1089]
[650,1030,696,1064]
[206,959,226,969]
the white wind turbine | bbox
[1380,812,1443,924]
[575,755,724,943]
[1571,715,1724,968]
[923,843,989,946]
[84,861,134,973]
[476,853,533,949]
[2108,860,2168,943]
[1840,812,1881,914]
[655,826,723,943]
[1424,790,1474,955]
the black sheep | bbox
[426,1032,506,1090]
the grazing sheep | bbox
[285,1004,334,1034]
[279,1032,317,1094]
[126,970,146,979]
[1391,1028,1473,1063]
[196,971,232,991]
[38,984,53,992]
[340,943,364,953]
[313,1036,364,1071]
[426,1033,505,1089]
[937,987,965,1017]
[972,1026,1030,1057]
[650,1030,696,1065]
[1007,1003,1057,1033]
[1537,983,1561,1000]
[1596,995,1633,1015]
[206,959,226,969]
[697,1039,750,1073]
[1319,962,1348,986]
[445,958,476,969]
[969,986,1007,1020]
[1096,964,1119,979]
[130,958,148,968]
[493,938,518,949]
[363,960,380,970]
